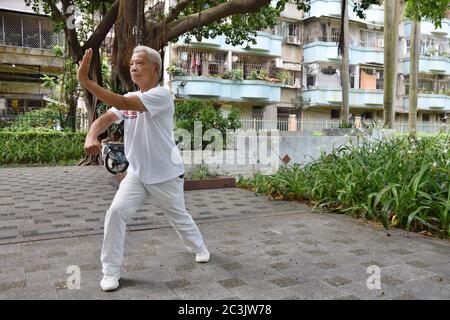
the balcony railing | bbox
[0,11,64,50]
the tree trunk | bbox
[111,0,144,92]
[383,0,400,128]
[341,0,350,125]
[408,20,420,134]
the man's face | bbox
[129,52,158,85]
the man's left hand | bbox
[77,48,92,84]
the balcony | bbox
[176,32,282,56]
[403,55,450,75]
[303,42,384,65]
[171,76,282,102]
[404,20,450,38]
[303,0,383,25]
[402,94,450,112]
[302,87,384,108]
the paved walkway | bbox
[0,166,449,300]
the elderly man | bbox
[77,46,209,292]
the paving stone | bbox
[270,276,298,288]
[218,278,246,289]
[323,276,352,287]
[165,279,192,290]
[0,166,449,300]
[381,275,404,287]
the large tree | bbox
[339,0,350,125]
[405,0,450,133]
[383,0,401,128]
[26,0,311,164]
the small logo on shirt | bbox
[123,110,142,119]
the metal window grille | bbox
[303,20,340,44]
[232,53,271,79]
[360,30,383,48]
[405,74,450,94]
[0,11,64,49]
[176,47,226,76]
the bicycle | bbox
[102,142,129,174]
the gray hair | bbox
[133,45,162,77]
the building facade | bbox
[0,0,64,115]
[163,0,450,130]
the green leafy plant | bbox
[0,129,86,165]
[223,68,244,80]
[239,133,450,238]
[276,70,293,85]
[167,62,184,77]
[174,99,241,150]
[188,163,214,180]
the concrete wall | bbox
[303,109,332,120]
[181,130,395,178]
[281,45,302,64]
[0,46,64,72]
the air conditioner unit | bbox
[377,39,384,47]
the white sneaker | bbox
[195,248,210,263]
[100,275,120,291]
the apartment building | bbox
[301,0,386,123]
[401,13,450,126]
[0,0,64,115]
[165,0,450,129]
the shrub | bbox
[0,129,86,165]
[174,99,241,150]
[240,133,450,238]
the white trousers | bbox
[101,172,206,277]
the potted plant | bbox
[167,62,184,77]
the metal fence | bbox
[393,122,450,134]
[238,117,449,134]
[1,113,449,135]
[0,11,64,49]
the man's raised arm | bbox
[76,48,146,112]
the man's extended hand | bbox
[84,136,102,156]
[77,48,92,84]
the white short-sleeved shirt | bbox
[108,86,184,184]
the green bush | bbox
[0,129,86,165]
[175,99,241,150]
[240,133,450,238]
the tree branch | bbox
[163,0,270,43]
[83,0,120,50]
[42,0,65,22]
[57,0,83,61]
[165,0,192,24]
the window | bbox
[422,114,430,122]
[232,53,271,80]
[362,112,373,120]
[331,110,340,119]
[360,30,383,48]
[177,48,226,76]
[420,38,435,55]
[322,67,337,75]
[252,106,264,117]
[306,74,316,87]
